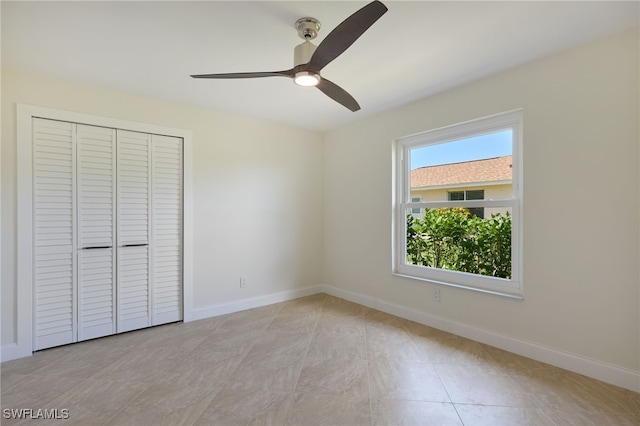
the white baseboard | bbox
[321,284,640,393]
[1,342,32,363]
[188,286,324,321]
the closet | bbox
[33,118,183,350]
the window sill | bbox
[392,272,524,300]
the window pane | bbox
[448,191,464,201]
[405,207,512,279]
[468,207,484,219]
[410,197,422,215]
[409,130,512,203]
[410,130,512,169]
[465,190,484,200]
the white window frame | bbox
[393,110,523,298]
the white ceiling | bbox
[2,1,638,131]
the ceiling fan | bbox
[191,1,388,112]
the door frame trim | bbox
[14,104,193,359]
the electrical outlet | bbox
[433,287,441,302]
[240,277,247,288]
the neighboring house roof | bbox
[411,155,512,188]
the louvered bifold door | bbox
[33,118,77,350]
[151,135,183,325]
[117,130,152,332]
[77,124,117,341]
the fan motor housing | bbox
[294,41,317,67]
[294,17,320,67]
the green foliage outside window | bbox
[406,208,511,279]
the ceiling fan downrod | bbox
[294,17,320,67]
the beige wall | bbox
[324,29,639,374]
[1,68,324,346]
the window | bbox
[411,197,422,216]
[394,110,522,297]
[448,190,484,218]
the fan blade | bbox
[316,78,360,112]
[306,0,387,72]
[191,69,294,79]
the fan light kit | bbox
[191,1,388,111]
[294,72,320,87]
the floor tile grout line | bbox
[190,296,326,425]
[283,295,327,425]
[188,307,282,425]
[200,307,277,382]
[100,380,154,426]
[97,325,223,420]
[363,310,376,426]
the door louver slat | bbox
[77,125,116,341]
[33,119,76,350]
[118,245,150,331]
[152,135,183,325]
[117,130,152,332]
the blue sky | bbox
[410,130,512,170]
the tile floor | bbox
[1,294,639,425]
